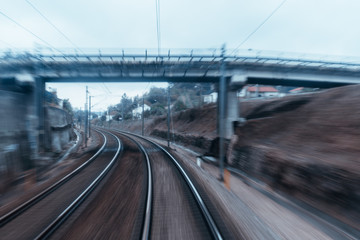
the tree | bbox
[114,93,134,119]
[150,103,166,116]
[145,87,167,105]
[173,100,187,112]
[62,99,73,115]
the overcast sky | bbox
[1,0,360,111]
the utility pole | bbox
[142,96,145,136]
[122,104,124,129]
[89,95,91,138]
[107,108,110,129]
[167,84,171,147]
[199,83,202,107]
[219,45,226,181]
[84,86,88,147]
[79,107,82,130]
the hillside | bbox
[113,103,217,153]
[113,85,360,225]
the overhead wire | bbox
[26,0,84,54]
[231,0,287,55]
[0,9,63,54]
[102,82,112,94]
[155,0,161,55]
[142,82,151,95]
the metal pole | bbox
[219,45,226,181]
[142,96,145,136]
[79,107,82,129]
[122,104,124,129]
[89,96,91,138]
[84,86,88,147]
[199,83,202,107]
[167,85,171,147]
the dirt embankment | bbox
[110,86,359,216]
[108,104,218,154]
[233,86,360,212]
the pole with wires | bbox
[167,84,171,147]
[89,95,91,138]
[219,45,226,181]
[122,104,124,130]
[142,96,145,136]
[84,86,88,147]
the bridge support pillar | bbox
[35,78,45,152]
[224,89,239,138]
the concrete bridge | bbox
[2,50,360,125]
[1,49,360,178]
[2,50,360,87]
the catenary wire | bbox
[0,9,63,55]
[26,0,84,54]
[155,0,161,55]
[231,0,287,55]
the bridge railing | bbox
[1,48,360,70]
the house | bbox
[203,92,218,103]
[244,85,279,98]
[106,111,118,121]
[132,104,151,119]
[289,87,304,94]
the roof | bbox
[247,86,278,92]
[290,87,304,92]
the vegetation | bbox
[62,99,73,115]
[99,83,213,121]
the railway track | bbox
[0,129,121,239]
[113,130,223,240]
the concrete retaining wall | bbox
[0,88,33,192]
[0,85,74,193]
[46,106,73,154]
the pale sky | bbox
[1,0,360,110]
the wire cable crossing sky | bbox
[25,0,83,54]
[1,0,360,111]
[231,0,287,54]
[0,0,358,56]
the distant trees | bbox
[144,87,168,105]
[99,83,214,121]
[62,99,73,115]
[173,100,186,112]
[150,103,166,116]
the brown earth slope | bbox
[110,85,359,218]
[233,86,360,214]
[109,103,217,153]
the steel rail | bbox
[113,131,153,240]
[139,142,152,240]
[113,130,223,240]
[34,130,122,239]
[0,129,107,228]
